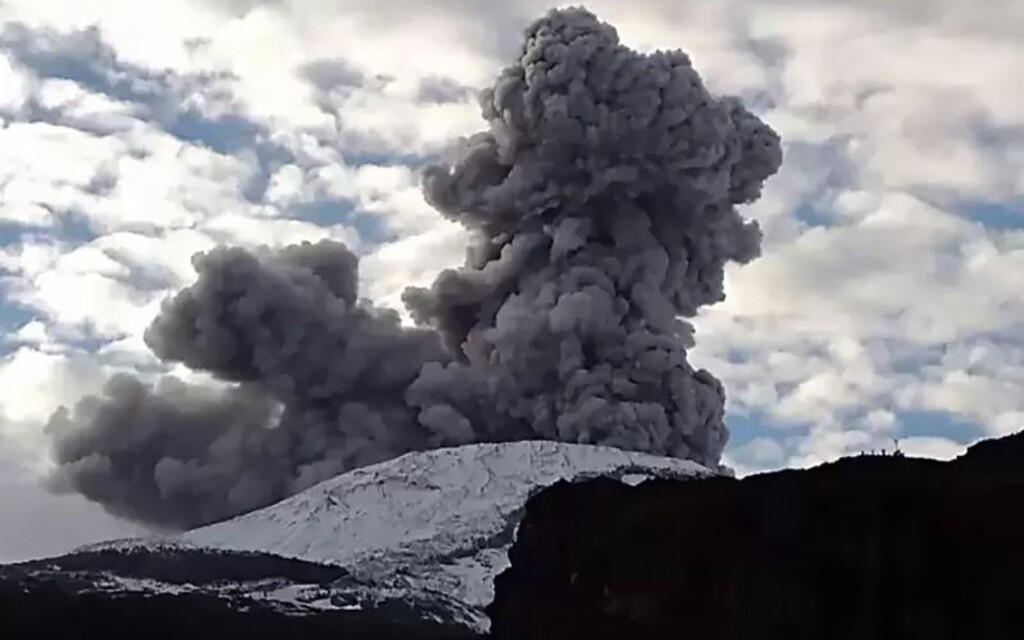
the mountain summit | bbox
[5,441,712,635]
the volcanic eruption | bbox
[46,7,782,529]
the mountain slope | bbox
[489,432,1024,639]
[0,546,476,640]
[71,441,714,631]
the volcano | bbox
[2,441,712,637]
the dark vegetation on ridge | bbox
[0,582,476,640]
[489,430,1024,640]
[2,433,1021,640]
[3,546,349,585]
[0,548,477,640]
[4,4,1013,640]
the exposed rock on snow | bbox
[77,441,712,630]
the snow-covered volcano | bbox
[76,441,712,631]
[191,441,710,561]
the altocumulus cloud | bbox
[0,0,1021,552]
[45,7,781,529]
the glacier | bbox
[79,441,713,630]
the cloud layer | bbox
[44,8,781,529]
[0,0,1022,553]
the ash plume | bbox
[48,241,448,529]
[47,6,782,529]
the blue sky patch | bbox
[291,198,395,246]
[896,409,982,444]
[954,199,1024,231]
[167,111,263,156]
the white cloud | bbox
[2,237,163,340]
[35,78,140,132]
[898,436,966,461]
[87,130,261,232]
[0,121,122,226]
[0,343,162,562]
[199,5,333,132]
[323,88,482,155]
[0,347,109,451]
[361,221,469,313]
[201,211,360,249]
[0,51,32,115]
[0,468,144,563]
[725,436,788,476]
[692,184,1024,451]
[895,350,1024,437]
[0,0,1021,553]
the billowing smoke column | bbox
[48,242,449,528]
[47,7,782,530]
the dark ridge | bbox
[956,428,1024,473]
[0,578,478,640]
[489,430,1024,640]
[0,546,480,639]
[3,547,348,586]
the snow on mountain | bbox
[185,441,711,606]
[187,442,709,562]
[79,441,713,631]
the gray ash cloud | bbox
[47,7,781,529]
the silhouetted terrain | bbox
[0,441,706,639]
[7,433,1023,640]
[489,431,1024,640]
[0,547,478,640]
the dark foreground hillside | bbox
[0,548,478,640]
[490,432,1024,640]
[0,584,474,640]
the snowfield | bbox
[80,441,714,630]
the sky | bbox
[0,0,1022,562]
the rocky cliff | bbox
[489,432,1024,640]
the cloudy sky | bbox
[1,0,1022,562]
